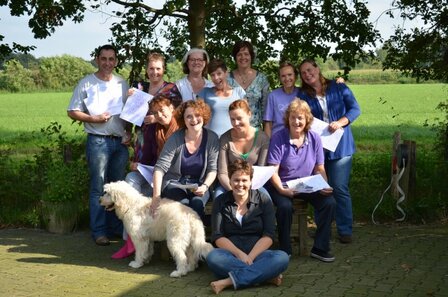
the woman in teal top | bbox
[216,99,270,198]
[198,59,246,137]
[228,40,270,129]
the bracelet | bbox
[203,184,209,190]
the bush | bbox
[0,121,89,227]
[0,59,37,92]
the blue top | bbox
[198,86,246,137]
[181,130,207,177]
[267,128,324,185]
[297,81,361,160]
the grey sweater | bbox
[154,128,219,190]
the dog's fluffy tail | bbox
[190,215,213,259]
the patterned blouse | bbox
[228,71,270,128]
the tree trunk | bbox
[188,0,206,49]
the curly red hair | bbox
[175,99,211,129]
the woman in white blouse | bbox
[175,48,214,101]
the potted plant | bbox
[41,157,88,234]
[38,122,89,234]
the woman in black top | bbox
[206,159,289,294]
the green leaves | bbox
[383,0,448,82]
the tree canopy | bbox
[1,0,446,82]
[1,1,379,76]
[382,0,448,82]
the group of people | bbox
[67,41,360,293]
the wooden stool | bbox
[292,199,308,256]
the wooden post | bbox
[399,140,416,202]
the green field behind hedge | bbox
[0,83,447,225]
[1,84,445,151]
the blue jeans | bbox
[86,134,128,240]
[325,156,353,236]
[162,179,210,221]
[268,187,336,255]
[125,171,153,197]
[206,248,289,289]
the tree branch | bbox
[108,0,188,20]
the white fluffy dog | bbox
[99,181,213,277]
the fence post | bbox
[399,140,416,202]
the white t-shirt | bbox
[67,73,129,136]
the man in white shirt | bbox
[67,44,130,246]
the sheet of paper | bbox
[84,83,124,115]
[311,118,344,152]
[169,181,199,191]
[286,174,331,193]
[120,89,153,126]
[137,164,154,186]
[251,166,276,189]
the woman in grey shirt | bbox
[151,99,219,220]
[216,99,270,198]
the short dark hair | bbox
[231,40,255,63]
[96,44,117,58]
[148,94,173,111]
[228,159,254,180]
[208,58,227,74]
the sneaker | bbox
[310,249,335,262]
[95,236,110,246]
[339,235,352,244]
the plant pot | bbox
[41,200,78,234]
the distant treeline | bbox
[0,53,440,93]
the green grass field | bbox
[1,84,446,153]
[0,84,446,225]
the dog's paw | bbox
[129,261,144,269]
[169,270,185,278]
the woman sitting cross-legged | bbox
[151,99,219,221]
[267,99,336,262]
[215,99,270,198]
[206,159,289,294]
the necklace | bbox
[237,69,252,86]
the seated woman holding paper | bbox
[113,94,180,259]
[267,99,336,262]
[125,94,179,196]
[126,52,182,189]
[216,99,270,198]
[151,99,219,220]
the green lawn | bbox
[0,84,446,154]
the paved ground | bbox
[0,224,447,297]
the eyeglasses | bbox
[189,58,205,63]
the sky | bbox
[0,1,420,60]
